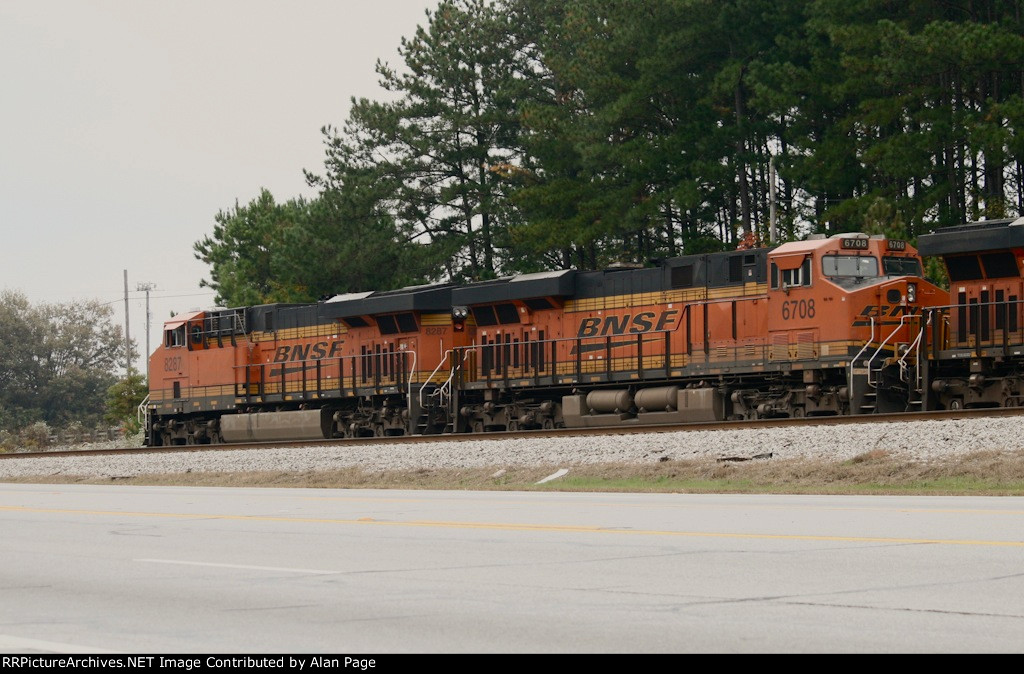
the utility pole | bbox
[769,156,778,244]
[123,270,131,375]
[137,282,156,381]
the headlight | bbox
[907,282,917,304]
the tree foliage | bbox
[196,0,1024,302]
[104,371,148,433]
[0,290,133,431]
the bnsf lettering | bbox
[577,310,678,338]
[858,305,904,318]
[852,305,907,326]
[273,340,345,362]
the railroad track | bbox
[2,407,1020,460]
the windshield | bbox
[822,255,879,278]
[883,256,922,277]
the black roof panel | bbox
[452,270,576,305]
[918,218,1024,257]
[320,283,454,318]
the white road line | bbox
[135,559,338,574]
[0,634,118,653]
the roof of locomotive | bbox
[319,281,455,318]
[768,232,912,255]
[234,282,456,334]
[451,270,576,305]
[917,218,1024,257]
[453,249,778,305]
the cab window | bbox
[778,258,812,288]
[771,258,812,289]
[882,256,922,277]
[166,326,186,348]
[822,255,879,278]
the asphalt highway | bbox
[1,485,1022,653]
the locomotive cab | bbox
[146,309,241,446]
[767,233,943,346]
[765,233,947,414]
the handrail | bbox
[235,312,256,348]
[405,348,416,413]
[866,314,913,389]
[136,393,150,427]
[436,349,470,403]
[419,349,454,408]
[897,311,929,389]
[847,316,875,410]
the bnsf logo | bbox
[852,305,906,327]
[576,310,679,338]
[273,340,345,362]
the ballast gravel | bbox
[0,416,1017,480]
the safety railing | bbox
[925,297,1024,356]
[136,393,150,428]
[449,329,826,387]
[233,350,412,402]
[865,314,915,390]
[419,350,454,410]
[898,311,929,391]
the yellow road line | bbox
[2,505,1022,547]
[299,495,1024,516]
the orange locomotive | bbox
[144,232,946,445]
[918,217,1024,409]
[146,284,473,445]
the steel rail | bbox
[2,406,1021,461]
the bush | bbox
[19,421,51,448]
[119,416,142,437]
[104,373,148,429]
[62,421,85,444]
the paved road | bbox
[1,484,1022,653]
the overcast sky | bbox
[0,0,436,373]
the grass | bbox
[5,448,1024,495]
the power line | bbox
[99,291,216,307]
